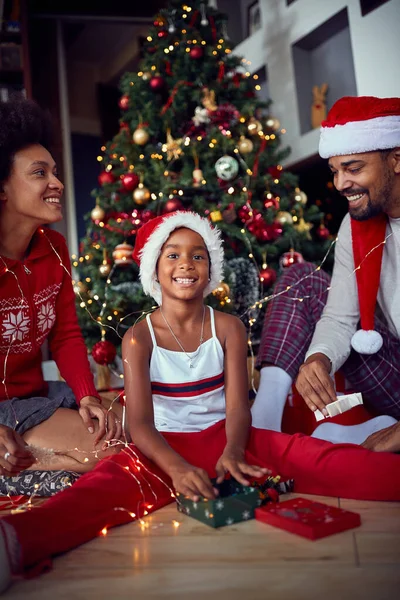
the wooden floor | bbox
[3,493,400,600]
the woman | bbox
[0,98,122,478]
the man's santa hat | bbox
[132,211,224,305]
[319,96,400,354]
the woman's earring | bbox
[208,277,211,281]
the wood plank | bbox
[7,566,400,600]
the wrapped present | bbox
[250,475,294,505]
[176,478,261,528]
[255,497,361,540]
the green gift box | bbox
[176,478,261,528]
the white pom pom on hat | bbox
[132,211,224,306]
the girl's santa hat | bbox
[319,96,400,354]
[132,211,224,305]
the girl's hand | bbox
[79,396,122,449]
[170,462,217,501]
[215,447,270,486]
[0,425,35,476]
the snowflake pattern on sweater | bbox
[0,284,61,353]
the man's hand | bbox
[362,422,400,453]
[0,425,35,476]
[79,396,122,448]
[169,461,216,501]
[295,353,337,415]
[215,446,269,486]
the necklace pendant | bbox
[189,361,194,368]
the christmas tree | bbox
[74,0,332,367]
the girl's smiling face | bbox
[157,227,210,301]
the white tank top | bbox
[146,306,226,432]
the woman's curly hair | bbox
[0,98,53,184]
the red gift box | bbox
[255,497,361,540]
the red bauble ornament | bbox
[268,166,282,180]
[92,340,117,366]
[149,76,165,92]
[238,205,252,223]
[120,173,139,192]
[255,225,271,243]
[163,198,183,213]
[259,267,277,287]
[98,171,115,186]
[267,222,283,240]
[190,46,204,60]
[158,30,168,38]
[280,250,304,269]
[317,225,330,240]
[141,209,155,223]
[118,95,130,110]
[264,196,280,210]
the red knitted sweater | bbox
[0,228,98,404]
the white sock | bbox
[311,415,398,445]
[251,366,292,431]
[0,526,12,594]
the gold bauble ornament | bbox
[266,117,281,131]
[247,117,262,136]
[99,263,111,277]
[133,183,151,205]
[73,281,88,295]
[212,282,230,302]
[91,204,105,221]
[276,211,293,226]
[237,136,254,154]
[210,210,223,223]
[132,127,150,145]
[193,168,204,187]
[112,243,134,265]
[294,189,308,206]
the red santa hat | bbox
[132,211,224,305]
[319,96,400,158]
[319,96,400,354]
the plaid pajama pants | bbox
[256,262,400,419]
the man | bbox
[252,96,400,452]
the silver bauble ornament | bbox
[215,155,239,181]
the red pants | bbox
[4,421,400,574]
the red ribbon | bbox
[160,80,193,115]
[189,10,199,27]
[247,137,267,203]
[218,62,225,82]
[209,16,217,42]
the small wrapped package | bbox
[176,478,260,528]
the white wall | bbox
[233,0,400,166]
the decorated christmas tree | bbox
[73,0,332,368]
